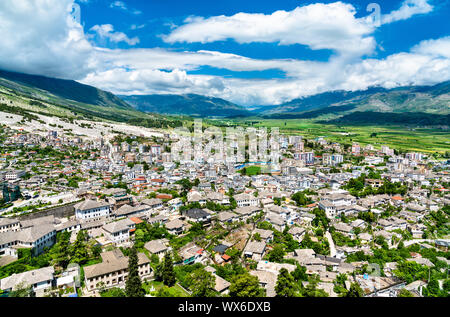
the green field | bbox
[206,118,450,155]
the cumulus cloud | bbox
[82,67,227,96]
[82,37,450,106]
[89,24,140,46]
[164,2,377,57]
[0,0,94,80]
[381,0,433,24]
[0,0,447,106]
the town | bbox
[0,115,448,298]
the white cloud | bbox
[381,0,433,24]
[130,24,146,30]
[0,0,94,80]
[164,2,377,57]
[83,37,450,106]
[90,24,140,46]
[110,1,126,10]
[110,1,141,15]
[0,0,447,107]
[82,67,227,96]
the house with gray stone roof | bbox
[83,249,150,291]
[0,266,54,294]
[101,218,135,244]
[74,199,110,221]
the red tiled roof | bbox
[156,194,172,199]
[129,217,144,224]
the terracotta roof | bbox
[129,217,143,224]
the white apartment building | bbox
[0,224,56,257]
[234,193,260,207]
[74,199,111,221]
[0,218,20,233]
[101,218,135,244]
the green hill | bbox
[0,69,131,110]
[121,94,251,117]
[0,70,185,129]
[260,82,450,119]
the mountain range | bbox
[257,82,450,119]
[120,94,251,117]
[0,69,449,125]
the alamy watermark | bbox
[170,119,281,167]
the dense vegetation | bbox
[326,112,450,126]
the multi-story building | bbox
[74,199,111,221]
[406,152,423,161]
[351,143,361,155]
[101,218,135,244]
[4,170,26,181]
[323,154,343,166]
[294,151,314,165]
[0,266,55,295]
[0,218,20,233]
[0,224,56,257]
[84,249,151,291]
[1,182,21,203]
[234,193,260,207]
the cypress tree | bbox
[162,252,176,287]
[275,268,297,297]
[125,245,144,297]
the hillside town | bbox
[0,121,449,298]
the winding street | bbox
[325,230,337,257]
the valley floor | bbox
[210,118,450,155]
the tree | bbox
[301,274,328,297]
[53,231,71,268]
[291,191,312,207]
[125,245,144,297]
[398,288,414,297]
[150,253,159,264]
[229,274,266,297]
[70,230,89,265]
[8,282,34,297]
[225,247,241,263]
[346,283,364,297]
[186,268,216,297]
[162,252,176,287]
[134,228,146,249]
[92,244,102,258]
[266,244,285,263]
[154,261,164,282]
[253,233,262,242]
[426,278,440,296]
[291,265,308,282]
[275,268,297,297]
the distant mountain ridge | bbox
[0,69,448,123]
[258,82,450,117]
[0,69,131,109]
[120,94,251,117]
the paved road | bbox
[403,238,447,247]
[325,231,336,257]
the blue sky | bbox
[79,0,450,61]
[0,0,449,106]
